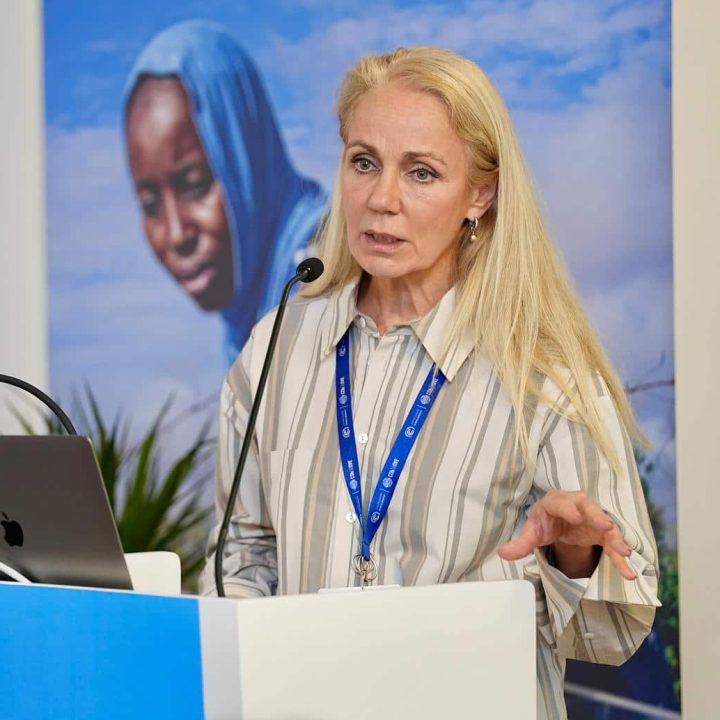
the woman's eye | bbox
[178,172,214,199]
[352,156,375,173]
[411,167,436,183]
[138,192,159,218]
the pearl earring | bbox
[468,217,479,243]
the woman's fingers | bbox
[581,500,615,534]
[536,491,584,525]
[605,546,637,580]
[498,519,543,560]
[498,491,637,581]
[603,524,632,556]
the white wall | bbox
[673,2,720,717]
[1,0,719,714]
[0,0,48,430]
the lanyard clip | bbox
[352,553,378,588]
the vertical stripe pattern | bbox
[200,281,659,720]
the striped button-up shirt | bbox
[200,280,659,720]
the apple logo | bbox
[1,512,24,547]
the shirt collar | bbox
[319,278,362,358]
[319,278,475,382]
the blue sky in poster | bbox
[44,0,675,527]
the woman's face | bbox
[340,80,491,292]
[126,77,233,311]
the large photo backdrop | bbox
[44,1,677,716]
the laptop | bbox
[0,436,133,590]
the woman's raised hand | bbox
[498,490,636,580]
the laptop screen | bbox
[0,436,133,590]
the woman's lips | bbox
[177,264,217,296]
[363,231,405,249]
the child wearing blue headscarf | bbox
[124,20,327,363]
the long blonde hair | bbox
[303,47,643,468]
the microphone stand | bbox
[214,258,323,597]
[0,374,77,435]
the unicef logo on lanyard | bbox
[370,511,381,523]
[420,394,431,405]
[342,426,351,439]
[349,479,358,491]
[405,426,415,438]
[382,477,393,489]
[339,394,348,405]
[338,345,347,357]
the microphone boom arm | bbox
[214,259,323,597]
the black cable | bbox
[0,374,77,435]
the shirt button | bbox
[358,433,369,444]
[345,512,357,523]
[582,632,595,640]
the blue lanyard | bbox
[335,329,446,561]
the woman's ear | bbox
[467,176,498,219]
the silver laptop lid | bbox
[0,436,132,590]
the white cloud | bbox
[584,269,674,385]
[258,0,668,89]
[515,58,672,291]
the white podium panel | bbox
[200,580,536,720]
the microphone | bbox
[296,256,324,283]
[0,375,77,435]
[214,257,324,597]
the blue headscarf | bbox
[125,20,327,363]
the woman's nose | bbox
[162,193,197,256]
[367,171,401,214]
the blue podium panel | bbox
[0,583,204,719]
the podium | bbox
[0,580,536,719]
